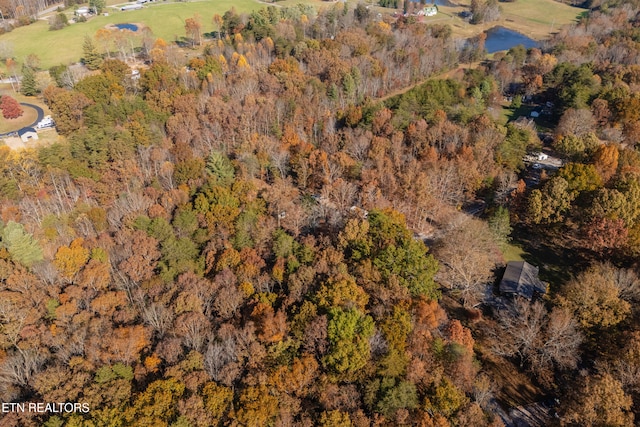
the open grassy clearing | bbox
[502,241,526,262]
[438,0,584,40]
[272,0,332,8]
[0,0,266,68]
[1,0,584,68]
[0,85,50,112]
[0,104,38,133]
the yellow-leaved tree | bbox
[54,238,90,281]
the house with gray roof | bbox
[18,127,38,143]
[499,261,547,300]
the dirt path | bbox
[376,61,481,103]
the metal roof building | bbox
[499,261,547,300]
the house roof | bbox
[18,127,36,136]
[499,261,546,300]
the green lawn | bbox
[0,0,274,68]
[0,0,585,70]
[0,104,38,133]
[501,242,526,262]
[441,0,584,40]
[498,0,583,31]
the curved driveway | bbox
[0,102,45,138]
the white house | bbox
[416,5,438,16]
[18,127,38,143]
[120,4,142,11]
[424,5,437,16]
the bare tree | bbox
[490,299,582,385]
[0,349,44,388]
[139,301,174,338]
[433,217,499,308]
[204,336,238,383]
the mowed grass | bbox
[0,0,583,68]
[0,0,268,68]
[446,0,585,39]
[0,105,38,133]
[501,242,526,262]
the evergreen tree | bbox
[20,65,37,96]
[206,151,235,185]
[89,0,106,14]
[1,221,44,267]
[82,35,103,71]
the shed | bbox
[499,261,546,300]
[18,127,38,143]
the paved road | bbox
[0,102,45,138]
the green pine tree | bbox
[89,0,106,14]
[82,35,103,71]
[20,65,37,96]
[206,151,235,185]
[1,221,44,267]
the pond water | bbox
[484,26,538,53]
[407,0,455,6]
[114,23,138,31]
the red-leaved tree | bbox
[0,95,23,119]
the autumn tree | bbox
[556,163,603,197]
[0,95,23,119]
[123,378,185,425]
[185,14,202,47]
[593,144,619,183]
[582,217,628,255]
[528,177,574,225]
[54,238,90,281]
[234,385,280,427]
[212,14,223,38]
[559,373,634,426]
[42,86,93,135]
[557,265,631,330]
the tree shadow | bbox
[510,224,592,292]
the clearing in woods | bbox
[0,0,585,69]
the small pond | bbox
[433,0,455,6]
[485,26,538,53]
[114,23,138,31]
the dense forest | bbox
[2,0,640,426]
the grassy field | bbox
[0,0,584,69]
[0,104,38,133]
[438,0,584,40]
[0,0,270,68]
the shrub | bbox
[49,13,68,31]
